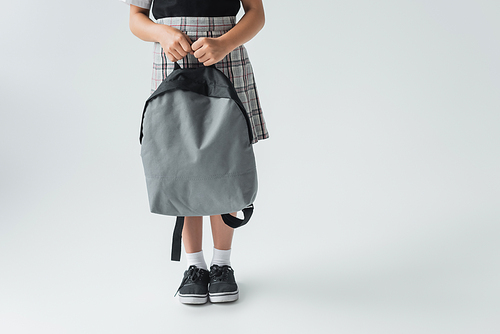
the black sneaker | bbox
[209,265,239,303]
[175,265,210,304]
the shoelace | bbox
[174,266,205,297]
[210,265,232,282]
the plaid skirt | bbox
[151,16,269,144]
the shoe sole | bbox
[209,290,239,303]
[178,293,208,305]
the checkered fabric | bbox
[151,16,269,144]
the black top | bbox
[153,0,241,19]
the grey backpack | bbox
[139,62,257,261]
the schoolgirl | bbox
[121,0,269,304]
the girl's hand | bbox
[157,25,194,62]
[192,37,232,66]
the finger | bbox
[167,52,177,62]
[181,31,193,42]
[197,53,210,63]
[178,36,192,54]
[174,47,187,59]
[191,38,205,51]
[193,49,206,59]
[173,47,188,59]
[169,49,183,62]
[203,59,215,66]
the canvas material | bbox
[141,89,258,216]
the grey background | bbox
[1,0,499,333]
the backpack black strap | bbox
[170,205,254,261]
[173,61,215,70]
[171,216,184,261]
[221,204,254,228]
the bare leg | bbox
[182,216,203,253]
[210,213,236,250]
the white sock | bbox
[211,248,231,267]
[185,250,207,270]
